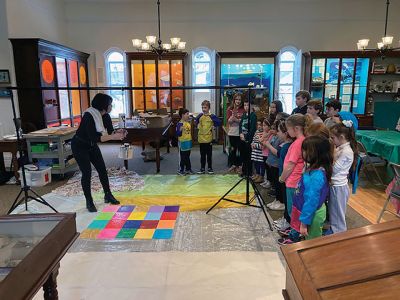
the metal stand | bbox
[6,89,58,214]
[206,87,273,231]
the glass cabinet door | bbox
[339,58,356,112]
[40,55,60,126]
[68,60,81,123]
[158,60,170,110]
[311,59,325,100]
[171,60,184,110]
[324,58,340,104]
[56,57,71,125]
[144,60,157,110]
[352,58,370,114]
[131,60,144,111]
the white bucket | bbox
[118,143,133,160]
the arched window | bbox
[276,46,301,113]
[191,47,216,113]
[105,48,127,118]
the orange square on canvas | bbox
[157,220,176,229]
[134,229,155,239]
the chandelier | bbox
[131,0,186,57]
[357,0,400,53]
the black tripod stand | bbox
[206,88,273,231]
[6,88,58,214]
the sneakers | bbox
[177,170,186,176]
[270,201,285,211]
[253,175,264,183]
[197,169,205,174]
[207,168,214,174]
[277,238,295,245]
[185,170,194,175]
[260,180,271,188]
[274,218,290,231]
[226,165,237,174]
[278,228,292,237]
[267,199,279,209]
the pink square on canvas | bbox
[97,229,120,239]
[112,212,131,220]
[102,205,120,212]
[105,219,127,229]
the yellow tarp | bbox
[95,175,254,212]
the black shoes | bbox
[104,193,120,205]
[86,199,98,213]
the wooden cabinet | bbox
[10,39,90,132]
[281,220,400,300]
[126,52,187,114]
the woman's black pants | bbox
[71,138,111,205]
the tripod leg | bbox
[30,189,58,213]
[206,177,245,214]
[250,180,273,231]
[7,189,24,214]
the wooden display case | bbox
[0,213,78,300]
[281,220,400,300]
[10,38,90,132]
[125,52,187,114]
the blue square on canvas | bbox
[118,205,135,212]
[153,229,173,239]
[164,206,180,212]
[123,220,142,229]
[145,212,162,220]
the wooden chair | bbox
[377,163,400,223]
[356,140,385,185]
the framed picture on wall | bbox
[0,70,11,84]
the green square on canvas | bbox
[116,229,137,239]
[88,220,109,229]
[95,212,115,220]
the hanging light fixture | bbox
[356,0,400,53]
[131,0,186,57]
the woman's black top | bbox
[74,112,114,146]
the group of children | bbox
[176,100,221,176]
[243,93,359,244]
[177,91,359,245]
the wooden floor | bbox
[349,176,399,224]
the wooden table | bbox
[0,138,26,183]
[0,213,78,300]
[123,125,171,173]
[281,220,400,300]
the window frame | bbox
[104,47,128,117]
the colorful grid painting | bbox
[81,205,179,240]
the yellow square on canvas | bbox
[128,212,147,220]
[134,229,155,239]
[79,229,101,239]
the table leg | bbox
[142,141,145,151]
[0,152,5,172]
[11,151,20,184]
[124,159,128,170]
[167,139,170,154]
[156,141,160,173]
[43,264,59,300]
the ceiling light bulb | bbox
[377,42,384,49]
[357,42,363,50]
[162,43,171,50]
[146,36,157,45]
[358,39,370,48]
[170,37,181,46]
[177,41,186,50]
[382,36,393,45]
[132,39,142,48]
[141,42,150,50]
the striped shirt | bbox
[251,130,264,162]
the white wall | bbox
[6,0,68,43]
[0,0,16,136]
[0,0,68,135]
[64,0,400,72]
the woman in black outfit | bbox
[71,93,126,212]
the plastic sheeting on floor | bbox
[105,175,254,212]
